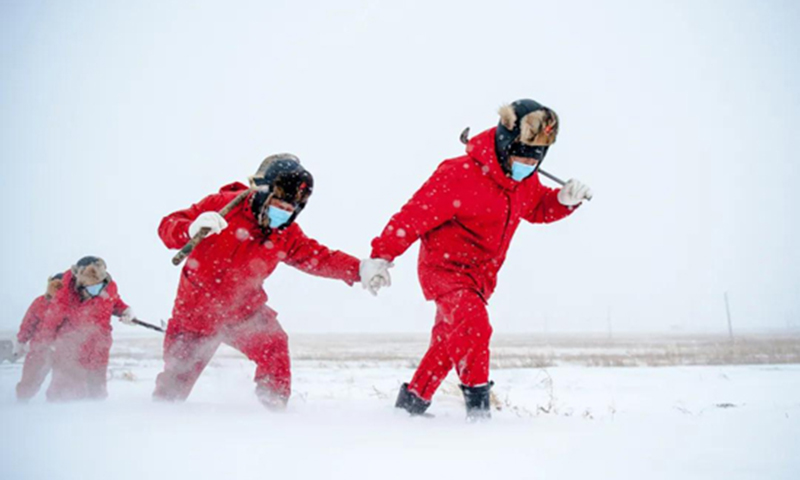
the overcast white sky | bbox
[1,0,798,335]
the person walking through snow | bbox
[40,256,135,401]
[364,99,592,419]
[153,154,390,409]
[14,273,64,400]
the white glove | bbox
[359,258,393,296]
[12,340,29,358]
[119,307,135,325]
[557,179,593,206]
[189,211,228,238]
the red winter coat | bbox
[158,182,361,335]
[17,295,51,345]
[371,127,578,302]
[39,271,129,343]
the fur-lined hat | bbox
[249,153,302,188]
[248,154,314,232]
[495,99,559,172]
[72,256,108,286]
[46,272,64,298]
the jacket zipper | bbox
[497,190,513,254]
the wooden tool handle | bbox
[171,189,252,266]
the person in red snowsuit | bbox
[153,154,386,409]
[14,273,64,400]
[367,99,593,419]
[39,256,135,401]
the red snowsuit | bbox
[15,295,54,400]
[39,271,129,401]
[154,182,360,404]
[371,127,578,400]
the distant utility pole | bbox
[606,307,613,340]
[724,292,734,341]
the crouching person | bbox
[153,154,388,410]
[14,273,64,401]
[40,256,135,401]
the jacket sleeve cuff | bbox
[345,257,362,286]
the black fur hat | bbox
[249,155,314,231]
[72,256,108,286]
[495,99,559,173]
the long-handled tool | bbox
[171,189,253,266]
[131,318,166,333]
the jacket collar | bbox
[466,127,520,191]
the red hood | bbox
[221,181,259,222]
[465,127,519,191]
[220,181,249,193]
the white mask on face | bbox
[84,283,104,297]
[511,161,537,181]
[267,205,294,228]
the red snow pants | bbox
[16,344,52,401]
[46,327,112,402]
[407,289,493,401]
[153,306,291,405]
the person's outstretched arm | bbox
[370,162,460,262]
[283,224,361,286]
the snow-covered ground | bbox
[1,334,799,480]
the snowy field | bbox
[2,333,799,480]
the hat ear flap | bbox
[520,109,559,146]
[498,104,518,131]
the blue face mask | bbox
[84,283,104,297]
[511,161,538,181]
[267,206,294,228]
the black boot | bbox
[459,381,494,421]
[395,383,431,416]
